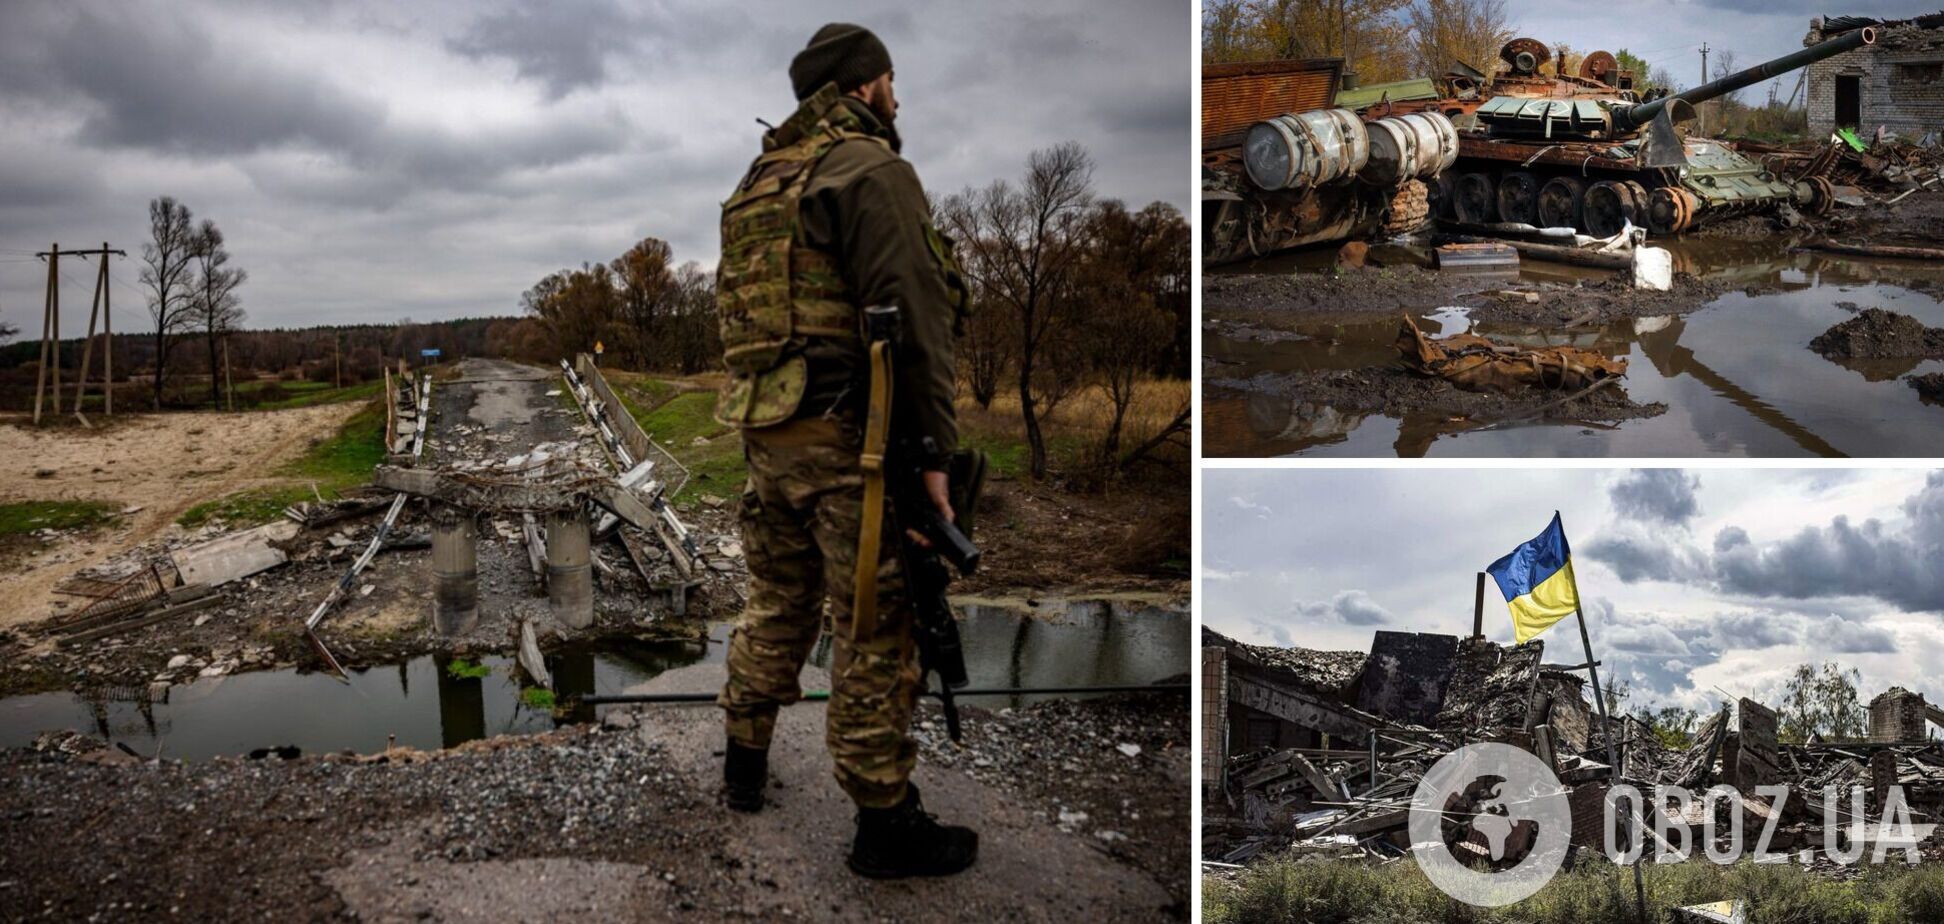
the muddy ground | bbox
[1808,307,1944,359]
[1204,188,1944,448]
[1211,366,1664,430]
[0,658,1188,923]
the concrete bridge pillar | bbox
[546,506,594,629]
[430,505,479,636]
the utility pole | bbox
[67,244,125,424]
[32,243,56,424]
[1699,43,1710,135]
[335,331,343,389]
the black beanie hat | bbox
[789,23,892,101]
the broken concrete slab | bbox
[171,522,300,587]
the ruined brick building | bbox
[1804,13,1944,139]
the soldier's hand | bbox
[906,469,954,548]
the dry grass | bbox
[958,379,1188,451]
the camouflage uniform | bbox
[714,84,968,808]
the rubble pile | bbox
[1744,135,1944,199]
[1202,627,1944,869]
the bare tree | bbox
[0,319,17,342]
[1406,0,1512,79]
[140,196,198,407]
[189,219,247,407]
[1081,294,1170,462]
[943,142,1094,479]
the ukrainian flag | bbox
[1487,512,1580,644]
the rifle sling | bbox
[851,337,894,642]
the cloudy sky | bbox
[1502,0,1937,94]
[0,0,1190,337]
[1203,467,1944,716]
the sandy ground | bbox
[0,403,361,629]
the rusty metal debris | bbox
[1396,316,1628,392]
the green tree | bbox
[1778,662,1866,744]
[1614,48,1653,91]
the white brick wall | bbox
[1805,21,1944,139]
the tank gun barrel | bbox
[1615,27,1875,131]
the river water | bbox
[0,597,1188,760]
[1204,239,1944,457]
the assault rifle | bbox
[865,305,986,743]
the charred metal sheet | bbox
[1355,631,1459,726]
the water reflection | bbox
[1,600,1189,759]
[1205,239,1944,458]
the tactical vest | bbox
[713,86,889,429]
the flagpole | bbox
[1570,575,1648,924]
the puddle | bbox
[0,599,1187,760]
[1206,240,1944,457]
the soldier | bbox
[711,23,975,879]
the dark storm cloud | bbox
[1609,469,1701,527]
[1595,473,1944,613]
[1711,611,1803,649]
[1583,525,1708,583]
[448,0,641,98]
[1300,591,1393,626]
[1806,615,1900,654]
[1710,471,1944,610]
[0,8,376,158]
[0,0,1186,332]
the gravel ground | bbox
[0,687,1188,923]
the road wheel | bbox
[1451,173,1497,224]
[1647,186,1698,234]
[1801,176,1837,217]
[1582,181,1628,236]
[1536,176,1587,230]
[1496,171,1540,225]
[1382,180,1432,235]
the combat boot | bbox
[722,741,767,813]
[847,783,979,878]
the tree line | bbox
[507,238,720,374]
[516,140,1189,482]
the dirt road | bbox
[0,403,361,629]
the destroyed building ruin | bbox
[1202,626,1944,865]
[1805,13,1944,139]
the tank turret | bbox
[1472,28,1876,141]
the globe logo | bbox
[1409,743,1573,907]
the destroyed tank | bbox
[1203,58,1461,264]
[1392,30,1877,235]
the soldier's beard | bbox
[873,99,903,153]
